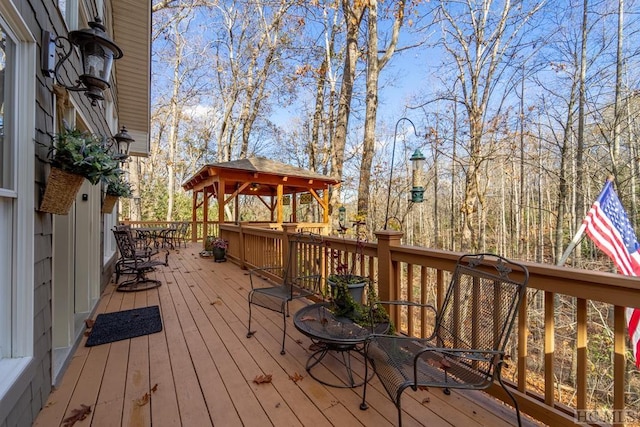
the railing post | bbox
[374,230,403,302]
[238,222,247,269]
[282,224,298,280]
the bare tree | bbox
[435,0,545,250]
[357,0,406,217]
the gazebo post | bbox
[203,186,209,241]
[191,190,197,242]
[292,191,297,223]
[323,187,329,223]
[276,184,284,223]
[218,178,226,223]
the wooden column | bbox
[276,184,284,223]
[322,187,329,223]
[292,192,297,222]
[191,190,197,242]
[203,186,209,242]
[218,179,225,224]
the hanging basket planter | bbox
[40,167,85,215]
[102,194,119,213]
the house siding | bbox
[0,1,121,425]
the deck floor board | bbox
[34,243,540,427]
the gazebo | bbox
[182,157,341,238]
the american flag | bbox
[583,180,640,368]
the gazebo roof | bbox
[182,157,340,196]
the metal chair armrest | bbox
[248,266,284,290]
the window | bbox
[57,0,78,30]
[0,1,35,405]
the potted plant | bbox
[324,220,391,331]
[211,237,229,262]
[102,171,132,213]
[326,220,369,305]
[40,125,119,214]
[201,236,228,261]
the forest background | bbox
[120,0,640,414]
[124,0,640,268]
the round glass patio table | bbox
[293,302,389,388]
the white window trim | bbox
[0,0,36,409]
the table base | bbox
[305,342,374,388]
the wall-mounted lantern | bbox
[410,148,426,203]
[112,126,134,162]
[42,17,123,105]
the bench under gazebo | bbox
[181,157,341,240]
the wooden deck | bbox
[34,243,540,427]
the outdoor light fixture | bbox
[112,126,134,162]
[410,148,426,203]
[42,17,123,105]
[383,117,422,230]
[250,183,259,191]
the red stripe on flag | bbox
[630,308,640,368]
[582,183,640,369]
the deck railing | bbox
[218,223,639,427]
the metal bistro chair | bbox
[360,253,528,427]
[173,222,190,248]
[246,232,324,355]
[113,227,169,292]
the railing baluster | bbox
[576,298,587,411]
[544,291,555,406]
[517,291,527,393]
[614,305,626,424]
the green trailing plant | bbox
[325,220,392,331]
[49,126,119,185]
[104,173,133,197]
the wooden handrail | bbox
[221,224,639,427]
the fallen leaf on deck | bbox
[135,393,150,407]
[295,339,303,344]
[210,299,222,305]
[275,402,281,408]
[134,383,159,406]
[422,397,430,404]
[289,372,304,382]
[309,343,324,351]
[84,319,95,329]
[418,386,428,391]
[299,316,316,322]
[62,404,91,427]
[253,374,273,384]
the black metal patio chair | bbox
[246,232,324,355]
[113,227,169,292]
[360,253,528,427]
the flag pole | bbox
[557,223,587,266]
[557,176,615,267]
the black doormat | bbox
[86,305,163,347]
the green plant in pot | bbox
[41,125,120,214]
[102,171,132,213]
[326,220,391,330]
[210,237,228,262]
